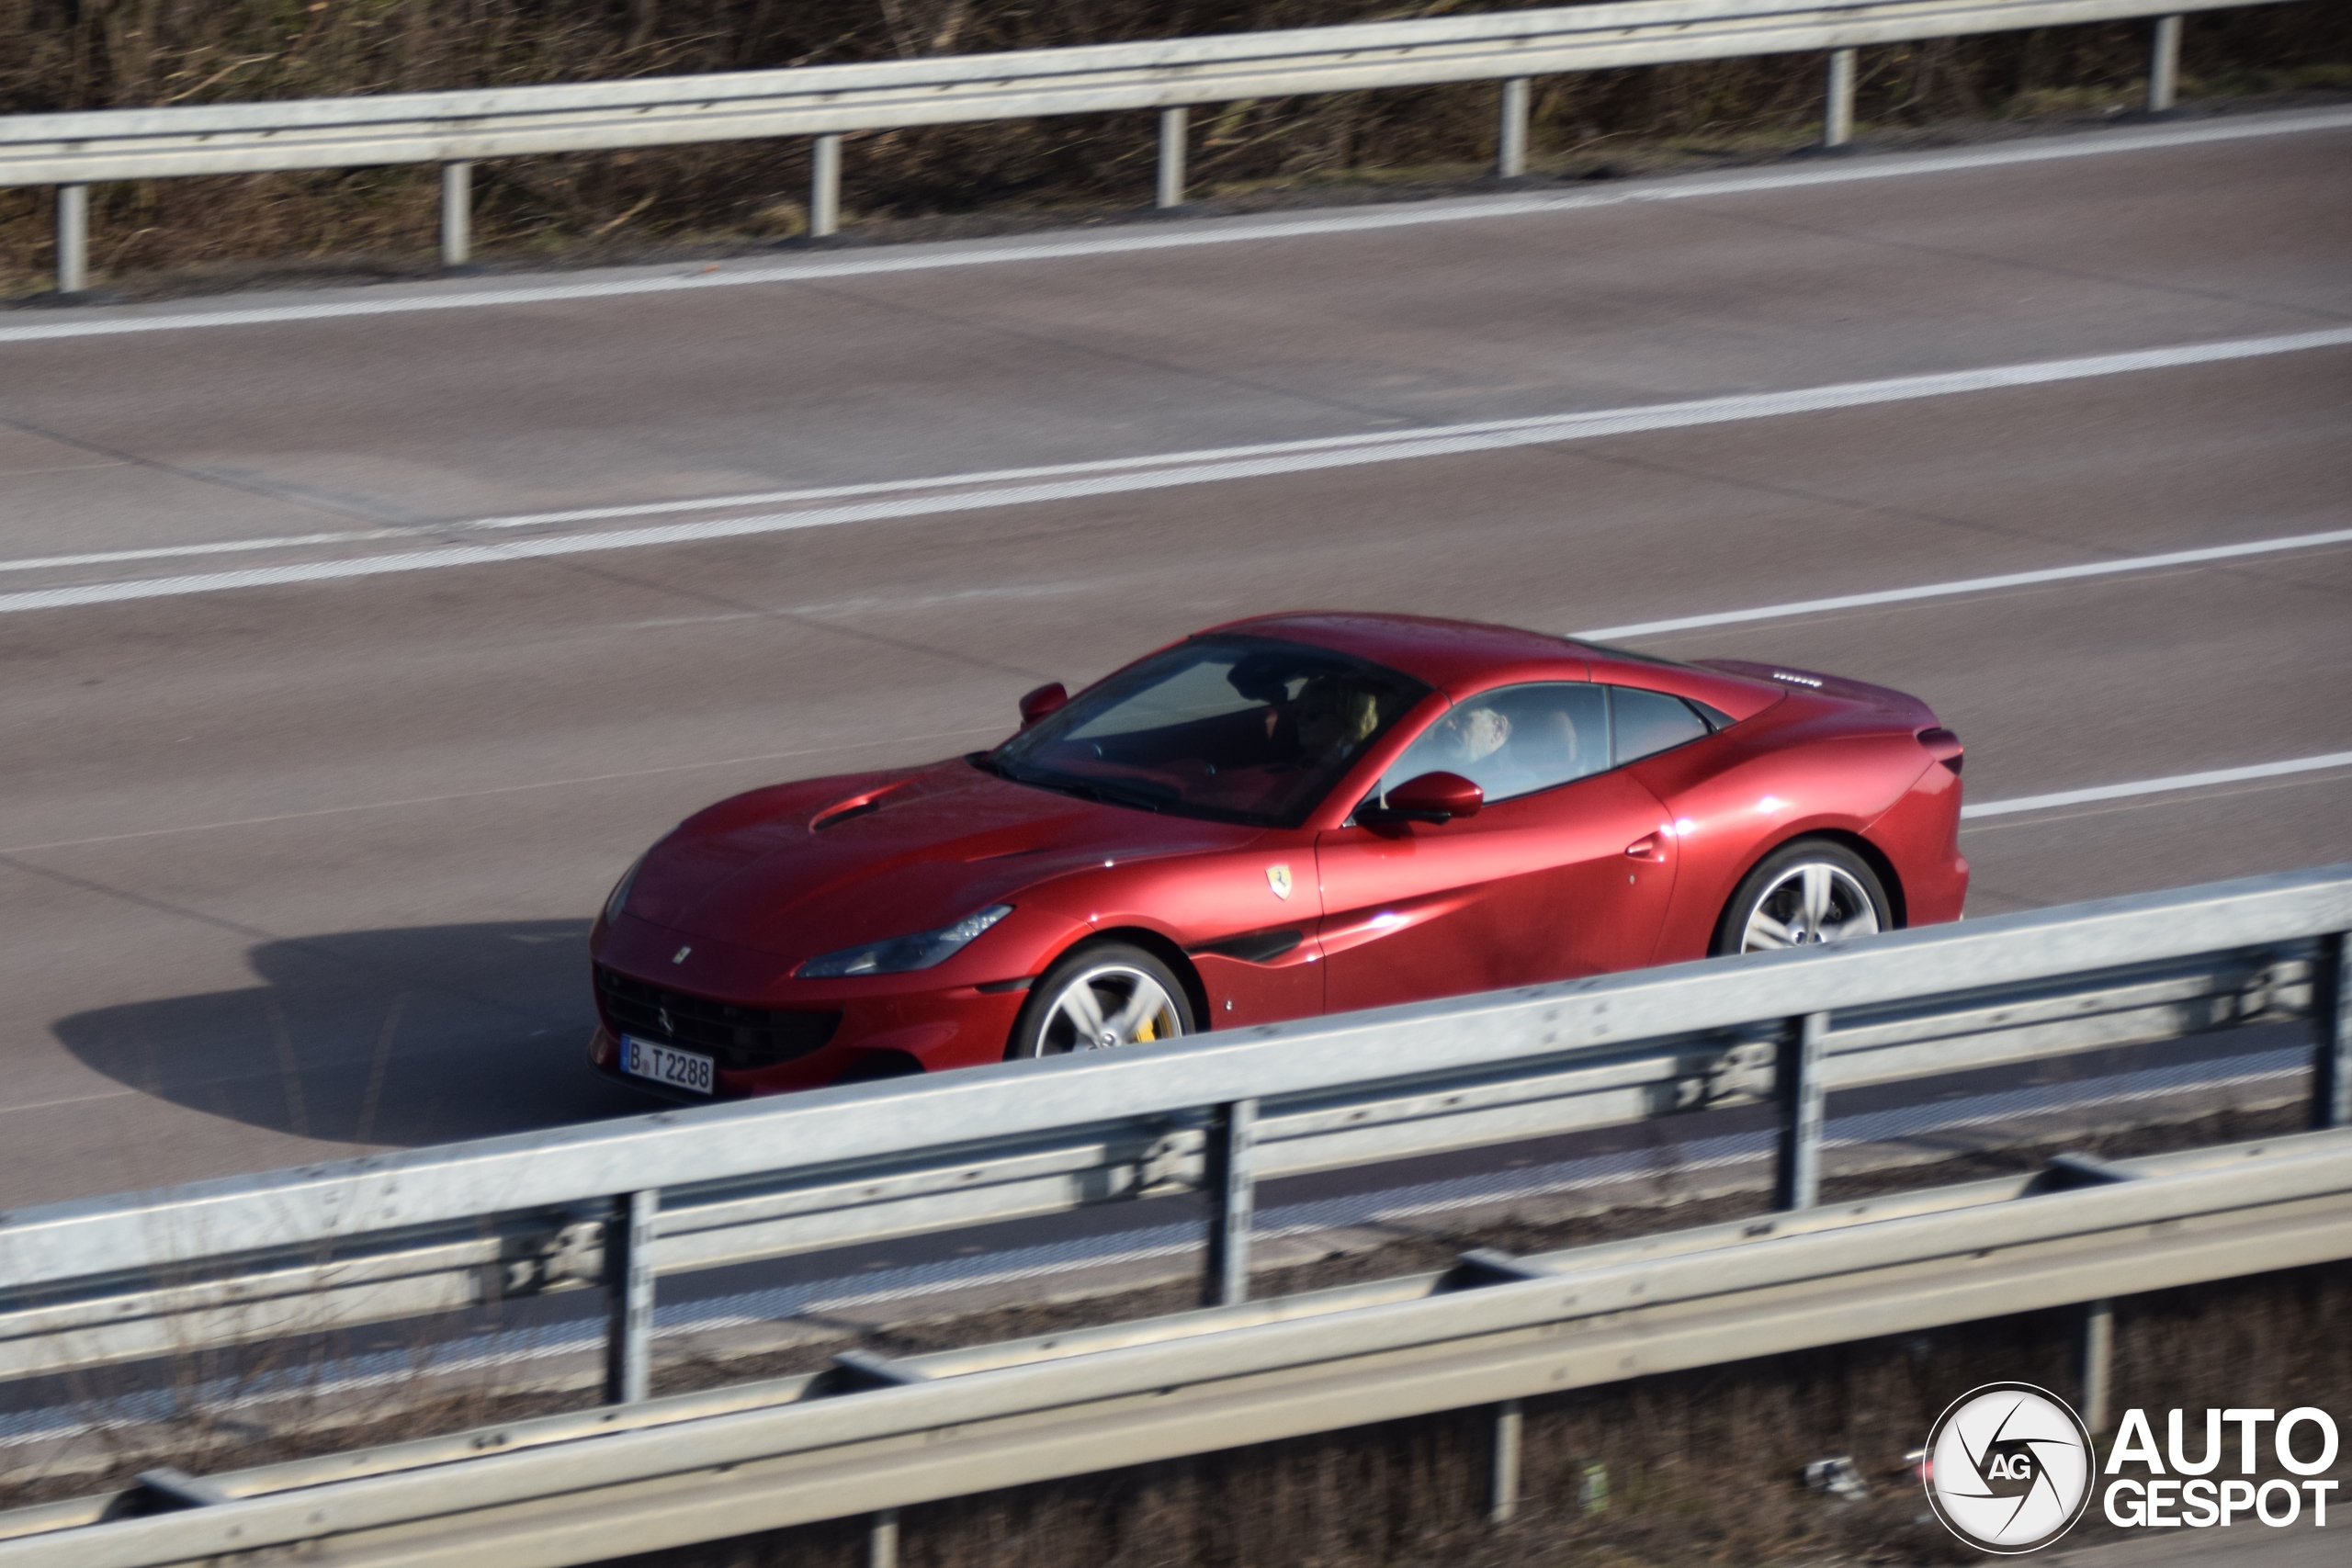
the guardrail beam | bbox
[2,3,2290,195]
[13,1134,2348,1568]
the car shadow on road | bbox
[51,919,650,1148]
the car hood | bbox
[622,758,1261,959]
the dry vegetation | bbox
[3,2,2348,295]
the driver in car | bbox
[1291,676,1384,768]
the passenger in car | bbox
[1424,703,1513,770]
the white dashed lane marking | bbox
[5,327,2348,615]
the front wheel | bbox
[1713,840,1891,956]
[1006,942,1194,1059]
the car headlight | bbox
[602,854,647,927]
[797,905,1013,978]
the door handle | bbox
[1625,834,1663,860]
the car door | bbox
[1313,682,1679,1014]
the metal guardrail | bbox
[5,1,2279,290]
[5,1126,2349,1567]
[3,864,2346,1405]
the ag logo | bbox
[1923,1383,2094,1554]
[1266,863,1293,900]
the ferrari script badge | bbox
[1266,864,1293,900]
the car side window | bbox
[1610,685,1713,764]
[1377,682,1609,805]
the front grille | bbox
[595,966,841,1070]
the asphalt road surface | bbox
[1,109,2346,1212]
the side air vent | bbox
[1190,929,1305,964]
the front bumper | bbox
[588,968,1030,1104]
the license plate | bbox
[621,1035,715,1095]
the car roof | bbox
[1204,611,1589,690]
[1206,611,1789,719]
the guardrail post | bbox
[1204,1098,1257,1305]
[1488,1398,1523,1524]
[1823,48,1857,148]
[55,184,88,295]
[1156,107,1189,209]
[1775,1012,1830,1210]
[868,1506,899,1568]
[2081,1298,2115,1431]
[2317,933,2351,1129]
[2147,15,2183,113]
[811,133,842,238]
[605,1189,658,1404]
[439,163,473,268]
[1497,77,1531,178]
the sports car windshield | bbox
[986,636,1431,826]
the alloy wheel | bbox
[1738,862,1881,952]
[1032,963,1183,1055]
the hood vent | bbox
[811,798,885,832]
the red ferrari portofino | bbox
[589,613,1967,1100]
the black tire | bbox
[1712,838,1893,957]
[1006,942,1195,1060]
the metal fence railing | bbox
[3,1,2288,291]
[5,1125,2348,1566]
[4,863,2346,1412]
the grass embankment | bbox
[3,1,2348,298]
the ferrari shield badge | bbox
[1266,863,1293,900]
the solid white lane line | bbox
[0,1089,141,1117]
[464,434,1453,530]
[3,109,2347,345]
[1576,525,2352,640]
[0,529,412,574]
[5,326,2347,615]
[1961,752,2352,818]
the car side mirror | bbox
[1018,682,1069,727]
[1364,771,1484,827]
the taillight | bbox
[1917,727,1963,774]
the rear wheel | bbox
[1006,942,1193,1059]
[1713,840,1890,956]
